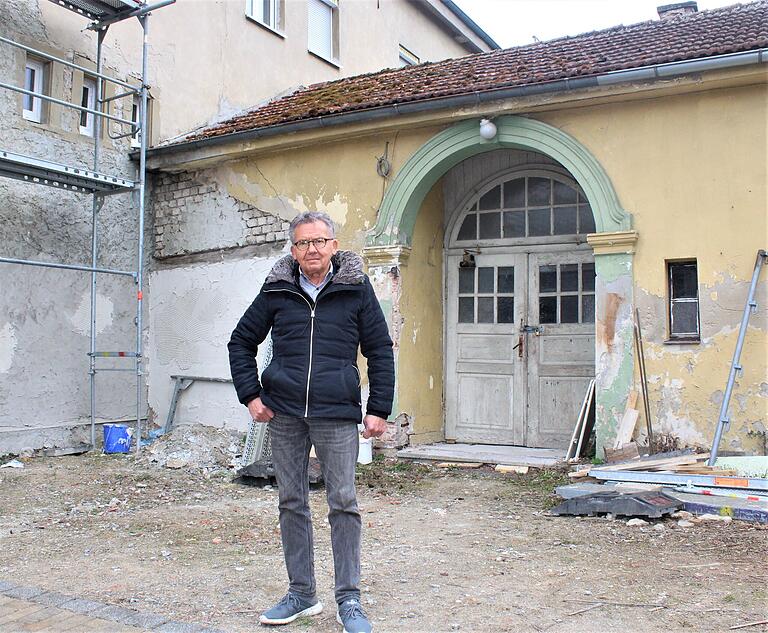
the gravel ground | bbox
[0,450,766,633]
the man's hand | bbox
[247,397,275,423]
[362,414,387,439]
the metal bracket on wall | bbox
[163,375,234,434]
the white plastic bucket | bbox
[357,435,373,465]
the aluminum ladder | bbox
[708,249,767,465]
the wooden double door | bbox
[445,247,595,448]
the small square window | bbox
[457,213,477,241]
[23,58,46,123]
[668,260,700,340]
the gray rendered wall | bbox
[0,1,149,453]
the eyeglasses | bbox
[293,237,332,251]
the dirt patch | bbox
[0,453,766,632]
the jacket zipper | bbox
[264,287,320,417]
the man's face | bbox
[290,220,338,279]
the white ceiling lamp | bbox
[479,118,497,140]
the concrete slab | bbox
[397,442,564,466]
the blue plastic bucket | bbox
[103,424,133,453]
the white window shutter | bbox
[308,0,333,60]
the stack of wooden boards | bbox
[568,452,736,481]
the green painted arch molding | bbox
[367,116,629,247]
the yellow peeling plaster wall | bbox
[225,127,447,439]
[397,182,446,444]
[539,80,768,453]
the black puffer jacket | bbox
[228,251,395,421]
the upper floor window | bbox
[308,0,338,65]
[455,175,596,243]
[668,260,700,341]
[23,57,46,123]
[399,45,419,67]
[130,95,141,148]
[79,76,97,136]
[246,0,284,33]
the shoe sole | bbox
[335,611,370,633]
[259,601,323,625]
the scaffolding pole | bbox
[89,28,107,449]
[135,13,150,455]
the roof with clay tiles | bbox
[177,1,768,145]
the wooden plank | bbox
[613,408,639,449]
[436,462,483,468]
[574,379,596,460]
[604,442,639,463]
[566,379,592,461]
[625,390,638,411]
[597,453,709,472]
[494,465,529,474]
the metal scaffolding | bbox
[0,0,174,453]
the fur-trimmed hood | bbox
[265,250,366,286]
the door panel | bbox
[526,251,595,448]
[445,248,595,448]
[445,253,527,444]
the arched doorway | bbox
[444,166,595,447]
[364,115,636,453]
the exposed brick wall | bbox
[151,171,289,258]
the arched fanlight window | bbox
[455,175,596,242]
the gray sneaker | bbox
[336,599,372,633]
[259,593,323,625]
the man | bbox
[228,211,394,633]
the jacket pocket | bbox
[261,360,279,390]
[343,363,361,404]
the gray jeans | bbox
[268,414,361,605]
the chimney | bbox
[657,2,698,19]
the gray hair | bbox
[288,211,336,243]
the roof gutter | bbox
[146,48,767,162]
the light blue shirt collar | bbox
[299,262,334,302]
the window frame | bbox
[79,75,97,137]
[245,0,285,36]
[398,44,419,67]
[130,95,141,148]
[307,0,339,67]
[667,259,701,342]
[23,57,45,123]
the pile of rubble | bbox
[141,424,244,473]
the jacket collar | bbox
[265,250,366,286]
